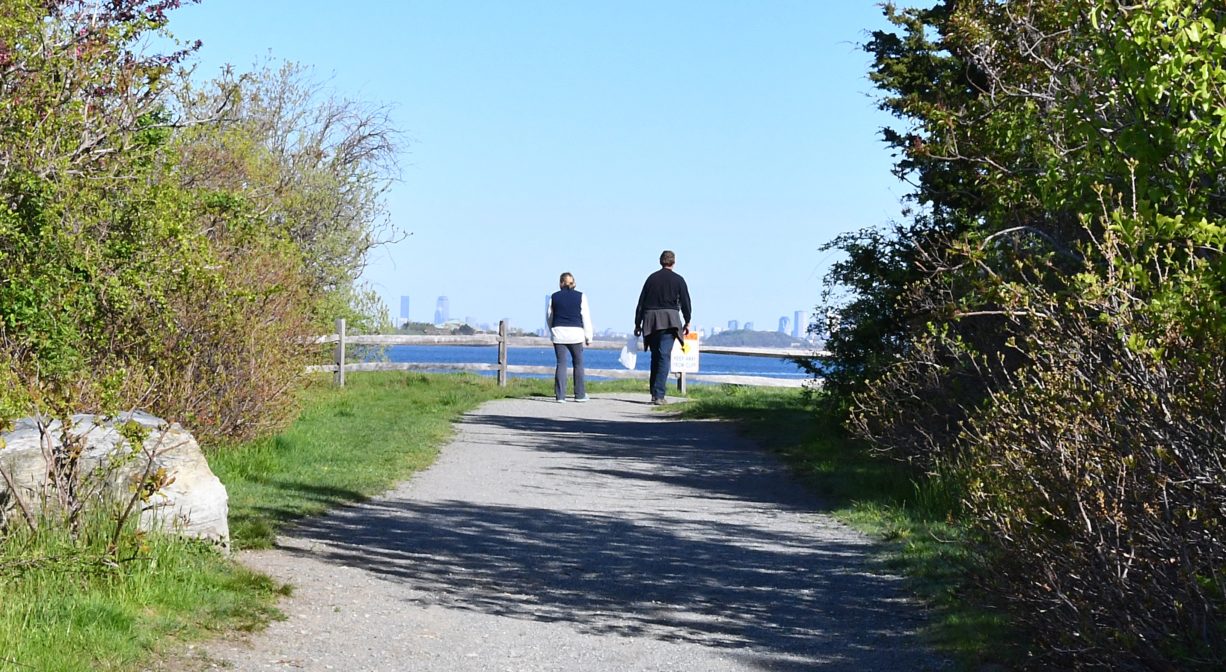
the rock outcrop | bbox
[0,411,230,551]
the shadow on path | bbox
[272,399,937,669]
[288,499,919,664]
[465,412,825,511]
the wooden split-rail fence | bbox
[310,319,827,391]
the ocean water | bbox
[375,345,817,381]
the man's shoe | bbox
[555,398,567,403]
[651,398,666,406]
[575,396,590,403]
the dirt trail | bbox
[200,393,947,671]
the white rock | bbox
[0,411,229,551]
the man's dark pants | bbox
[644,330,675,401]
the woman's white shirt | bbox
[546,292,594,344]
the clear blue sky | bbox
[170,1,909,335]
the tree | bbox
[0,0,212,541]
[0,0,202,417]
[170,61,403,331]
[824,2,1226,667]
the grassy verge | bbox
[679,385,1016,668]
[0,521,284,672]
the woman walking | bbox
[546,272,593,403]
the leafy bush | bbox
[149,230,316,444]
[825,6,1226,667]
[0,1,397,558]
[961,243,1225,669]
[0,3,398,445]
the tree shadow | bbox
[283,499,933,668]
[464,412,831,511]
[268,405,941,669]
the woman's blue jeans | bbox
[553,342,586,400]
[644,330,676,400]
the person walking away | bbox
[547,272,593,402]
[634,250,692,405]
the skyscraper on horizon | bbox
[399,296,411,327]
[778,316,790,334]
[793,310,804,339]
[433,296,450,325]
[727,319,739,331]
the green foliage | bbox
[0,514,282,672]
[809,220,953,408]
[169,59,402,332]
[822,2,1226,668]
[1,1,203,414]
[0,5,404,444]
[957,239,1226,669]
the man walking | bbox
[634,250,692,405]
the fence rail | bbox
[317,319,823,390]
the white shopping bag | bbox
[618,335,638,369]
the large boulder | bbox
[0,411,229,551]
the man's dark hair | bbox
[659,250,675,266]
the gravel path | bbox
[201,393,947,671]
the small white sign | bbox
[671,331,700,373]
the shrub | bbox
[148,232,316,445]
[963,282,1226,669]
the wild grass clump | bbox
[0,514,283,672]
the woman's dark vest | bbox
[551,289,584,327]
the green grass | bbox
[0,521,284,672]
[678,385,1017,668]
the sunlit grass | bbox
[0,522,283,672]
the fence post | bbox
[335,318,346,387]
[677,371,687,395]
[497,320,508,386]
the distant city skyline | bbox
[398,291,810,338]
[398,296,411,328]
